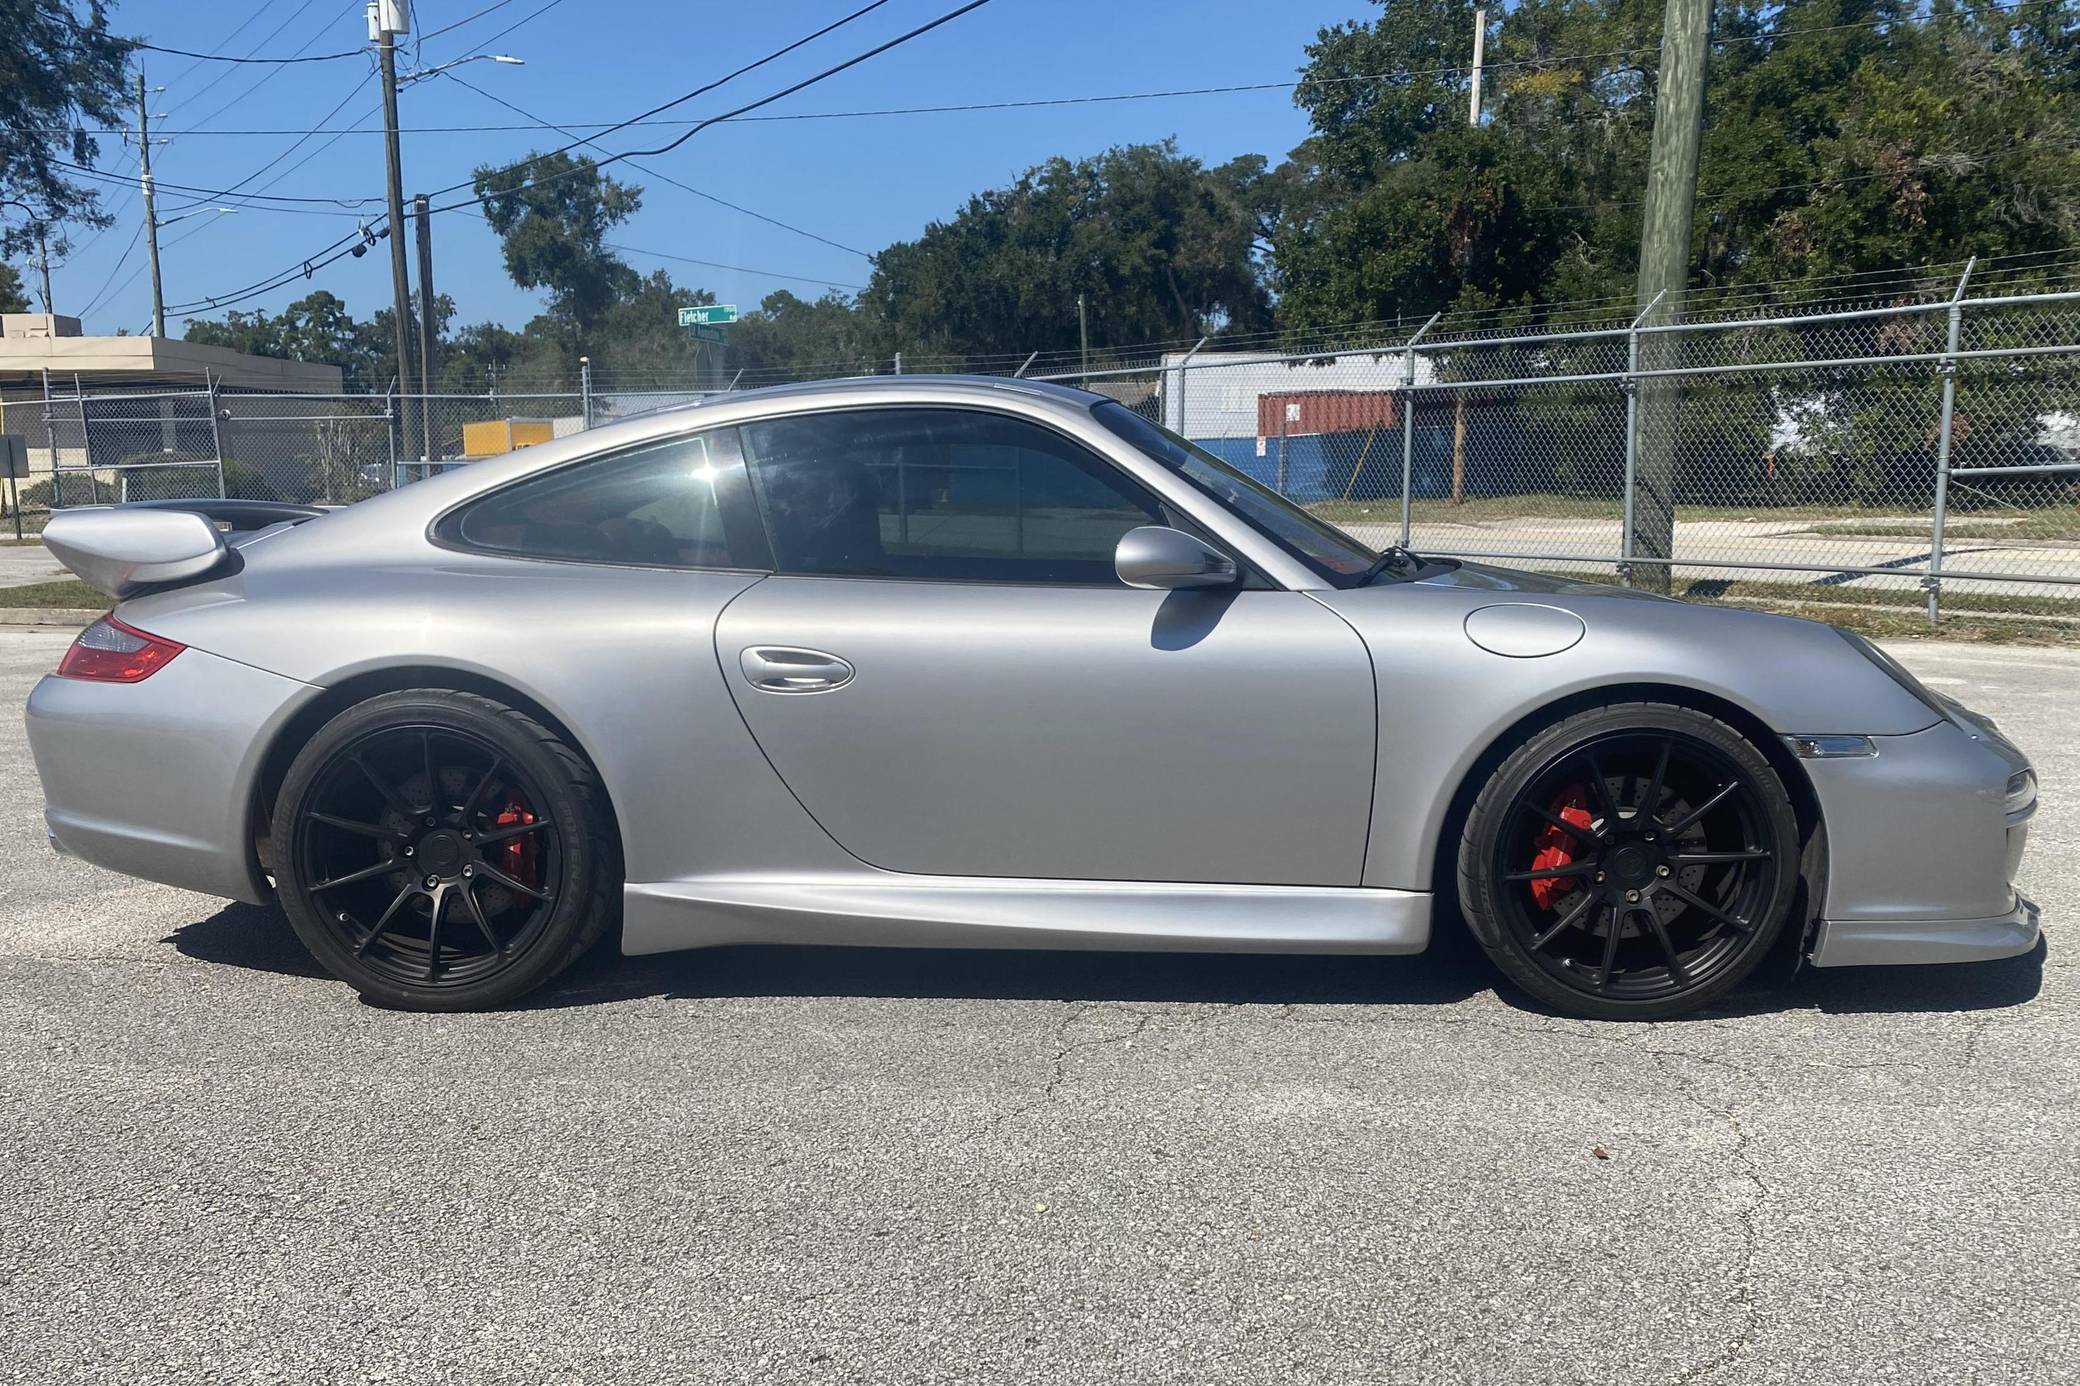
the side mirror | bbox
[1114,525,1238,590]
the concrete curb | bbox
[0,608,101,629]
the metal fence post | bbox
[1174,335,1209,435]
[1399,313,1440,547]
[1925,258,1976,626]
[385,381,398,489]
[40,368,57,510]
[206,370,227,498]
[1620,289,1664,588]
[579,357,593,430]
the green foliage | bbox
[184,291,388,384]
[182,2,2076,402]
[472,151,642,351]
[1273,0,2080,335]
[730,290,892,378]
[0,0,133,254]
[865,140,1275,358]
[0,260,25,312]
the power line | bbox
[601,240,866,290]
[158,70,376,218]
[167,0,956,313]
[419,0,901,203]
[441,0,570,54]
[65,0,2059,142]
[417,0,527,45]
[443,70,869,257]
[119,37,363,63]
[162,0,333,118]
[74,220,146,319]
[51,157,381,206]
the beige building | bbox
[0,315,347,503]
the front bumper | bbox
[1799,712,2039,968]
[27,645,320,905]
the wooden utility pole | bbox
[137,72,166,337]
[1629,0,1710,594]
[375,11,416,462]
[414,192,437,462]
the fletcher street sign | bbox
[677,304,739,327]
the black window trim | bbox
[732,402,1271,591]
[430,424,776,575]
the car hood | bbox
[1312,560,1942,737]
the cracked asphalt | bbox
[1,626,2075,1385]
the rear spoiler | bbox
[42,499,327,601]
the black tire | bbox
[1457,702,1800,1021]
[270,689,620,1011]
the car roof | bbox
[615,373,1109,424]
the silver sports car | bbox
[26,376,2040,1018]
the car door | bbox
[715,404,1378,887]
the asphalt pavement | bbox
[0,627,2073,1385]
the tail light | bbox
[56,616,185,683]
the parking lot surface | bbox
[1,626,2073,1385]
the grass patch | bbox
[0,578,103,609]
[1783,517,2080,543]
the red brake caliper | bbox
[494,799,540,892]
[1529,785,1593,910]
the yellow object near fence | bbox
[462,418,555,458]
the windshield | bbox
[1090,401,1381,585]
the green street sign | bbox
[692,325,729,344]
[677,304,739,327]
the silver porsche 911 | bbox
[26,376,2040,1018]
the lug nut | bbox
[425,874,440,888]
[1625,889,1640,902]
[402,845,413,857]
[1595,871,1606,882]
[461,865,474,878]
[425,817,438,828]
[1644,832,1656,842]
[1656,865,1671,877]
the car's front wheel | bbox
[270,689,620,1011]
[1458,702,1801,1020]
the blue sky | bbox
[48,0,1375,337]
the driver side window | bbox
[739,407,1168,585]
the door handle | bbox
[740,646,855,693]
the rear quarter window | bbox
[441,429,768,570]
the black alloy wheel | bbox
[272,690,618,1010]
[1459,703,1801,1020]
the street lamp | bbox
[397,53,525,87]
[154,206,239,230]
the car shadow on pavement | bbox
[164,901,2047,1018]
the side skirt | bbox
[621,873,1431,957]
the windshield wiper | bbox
[1358,543,1423,584]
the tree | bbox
[865,140,1273,361]
[183,290,387,384]
[0,262,25,312]
[730,290,892,381]
[472,151,642,353]
[0,1,133,260]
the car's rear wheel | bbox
[1458,702,1800,1020]
[270,690,619,1011]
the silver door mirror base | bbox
[1114,525,1239,590]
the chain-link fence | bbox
[9,276,2077,624]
